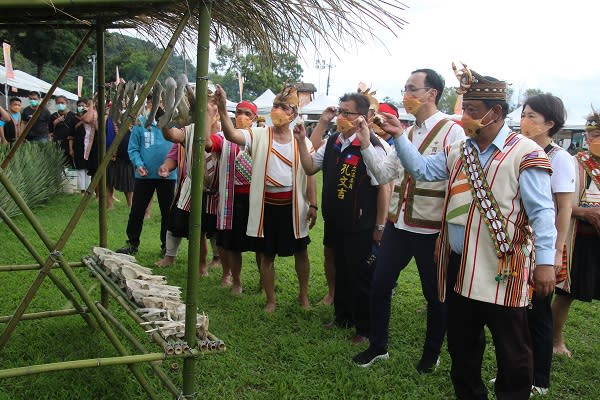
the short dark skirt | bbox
[216,193,256,252]
[254,203,310,257]
[561,224,600,302]
[108,159,134,193]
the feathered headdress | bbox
[452,62,507,101]
[357,82,379,111]
[274,84,299,109]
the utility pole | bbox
[88,54,97,96]
[325,58,334,96]
[315,59,325,94]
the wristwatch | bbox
[375,224,385,232]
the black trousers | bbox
[447,253,533,400]
[332,228,373,336]
[369,223,447,360]
[528,292,553,388]
[125,178,175,248]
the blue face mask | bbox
[30,100,40,107]
[57,104,66,112]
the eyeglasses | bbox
[335,108,364,117]
[400,87,431,95]
[273,102,294,113]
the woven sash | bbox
[461,142,513,258]
[576,151,600,194]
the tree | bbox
[381,96,401,109]
[437,87,459,115]
[209,45,303,100]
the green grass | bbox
[0,193,599,399]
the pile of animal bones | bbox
[84,247,224,353]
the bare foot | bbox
[221,274,232,287]
[321,293,334,306]
[264,302,276,313]
[553,343,572,357]
[155,256,175,268]
[299,296,311,310]
[199,264,209,277]
[231,285,243,295]
[208,257,221,268]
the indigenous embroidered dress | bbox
[216,135,251,230]
[436,132,553,306]
[177,125,222,212]
[557,151,600,292]
[243,127,314,239]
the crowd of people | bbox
[2,62,599,399]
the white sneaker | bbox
[530,386,549,397]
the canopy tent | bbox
[252,89,276,114]
[0,65,78,100]
[299,93,338,115]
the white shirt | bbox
[363,111,465,234]
[549,147,576,194]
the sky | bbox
[297,0,599,126]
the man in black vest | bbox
[295,93,391,345]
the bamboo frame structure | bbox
[0,3,215,399]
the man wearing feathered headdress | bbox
[552,107,600,361]
[368,63,557,400]
[214,83,317,313]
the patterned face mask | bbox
[270,109,291,127]
[461,108,494,137]
[336,116,355,135]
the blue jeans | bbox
[369,222,446,359]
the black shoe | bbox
[416,355,440,374]
[116,244,138,255]
[352,346,389,368]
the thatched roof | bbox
[0,1,409,56]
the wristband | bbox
[375,224,385,232]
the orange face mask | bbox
[336,116,356,135]
[235,115,253,129]
[520,118,548,138]
[461,108,494,137]
[270,109,290,127]
[589,138,600,157]
[402,95,423,115]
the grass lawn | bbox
[0,192,599,399]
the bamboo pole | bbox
[0,308,86,323]
[1,29,93,169]
[0,207,94,328]
[96,22,109,309]
[96,303,180,397]
[0,262,83,272]
[0,350,198,380]
[183,1,211,397]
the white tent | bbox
[253,89,276,114]
[0,65,78,100]
[299,93,338,115]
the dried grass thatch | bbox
[0,0,409,57]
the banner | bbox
[77,76,83,97]
[3,42,15,79]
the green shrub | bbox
[0,142,66,219]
